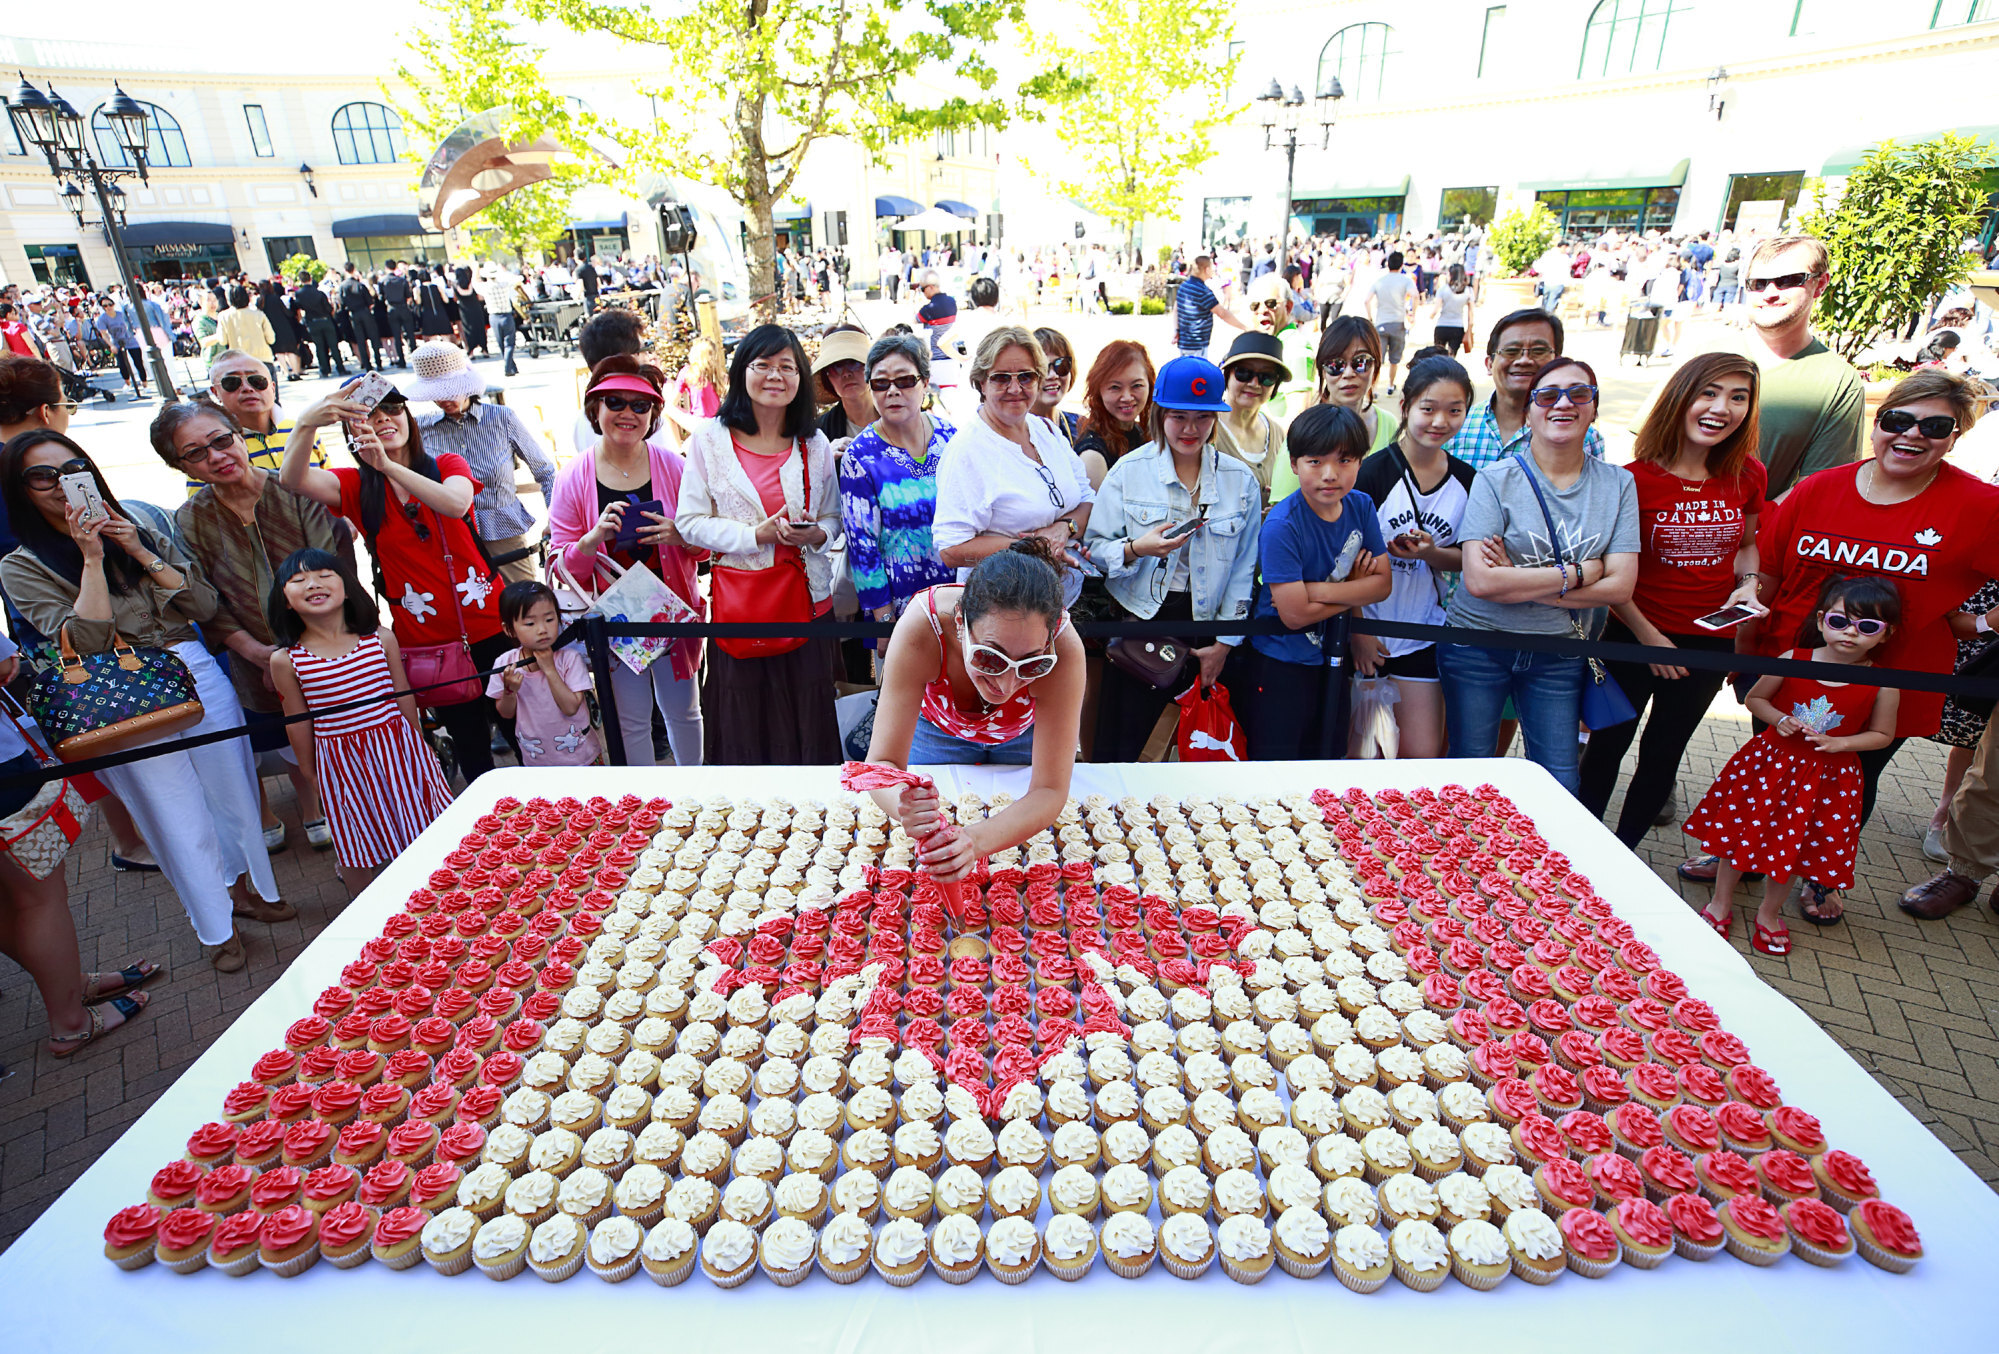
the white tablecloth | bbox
[6,759,1997,1351]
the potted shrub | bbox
[1482,204,1558,312]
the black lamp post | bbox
[9,73,179,400]
[1257,75,1342,246]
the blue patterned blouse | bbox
[839,416,958,615]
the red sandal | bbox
[1751,922,1791,956]
[1699,908,1732,941]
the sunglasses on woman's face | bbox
[1823,611,1886,637]
[1046,357,1073,378]
[600,394,657,415]
[1876,409,1957,440]
[217,372,270,393]
[962,628,1059,682]
[21,466,65,490]
[1530,383,1598,408]
[867,374,922,393]
[1231,367,1279,388]
[1323,356,1374,378]
[176,430,241,466]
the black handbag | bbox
[1955,638,1999,721]
[1106,634,1191,691]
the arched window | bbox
[1317,23,1398,104]
[91,101,190,168]
[1578,0,1686,80]
[331,102,407,165]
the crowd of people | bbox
[2,225,1999,1066]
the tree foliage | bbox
[522,0,1079,321]
[278,253,328,283]
[1801,133,1996,360]
[1035,0,1239,249]
[386,0,595,266]
[1487,203,1559,279]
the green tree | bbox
[523,0,1079,321]
[278,253,328,283]
[1486,203,1559,279]
[1036,0,1240,253]
[1802,132,1997,360]
[386,0,595,267]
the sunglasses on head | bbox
[868,374,922,393]
[599,394,657,415]
[217,372,270,393]
[1823,610,1886,637]
[962,628,1060,682]
[1322,355,1374,378]
[1231,367,1279,388]
[1530,383,1598,408]
[1876,409,1957,440]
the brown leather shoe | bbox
[209,932,247,973]
[232,896,297,924]
[1899,870,1980,921]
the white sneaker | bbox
[262,822,287,852]
[305,819,335,850]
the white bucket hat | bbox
[406,340,487,403]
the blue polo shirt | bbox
[1249,487,1385,667]
[1175,275,1219,349]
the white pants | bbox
[96,641,280,945]
[609,657,703,768]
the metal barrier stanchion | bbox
[584,614,627,766]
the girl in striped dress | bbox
[267,549,453,891]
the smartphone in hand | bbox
[59,460,106,525]
[1167,515,1205,538]
[348,370,395,411]
[1693,603,1766,632]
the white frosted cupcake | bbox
[832,1166,881,1224]
[816,1211,873,1284]
[930,1212,984,1284]
[985,1216,1041,1284]
[1322,1176,1381,1229]
[526,1213,586,1282]
[1042,1212,1098,1281]
[1158,1212,1216,1279]
[988,1165,1042,1221]
[1503,1207,1566,1284]
[883,1164,937,1223]
[872,1216,930,1286]
[1101,1212,1158,1278]
[1271,1206,1331,1278]
[1217,1214,1275,1284]
[1331,1222,1391,1292]
[587,1215,645,1282]
[758,1215,817,1286]
[1448,1218,1511,1290]
[639,1217,699,1286]
[1389,1219,1450,1292]
[472,1213,531,1280]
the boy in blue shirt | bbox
[1246,404,1392,759]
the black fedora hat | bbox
[1218,330,1292,383]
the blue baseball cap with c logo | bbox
[1153,355,1231,413]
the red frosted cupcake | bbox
[1850,1200,1921,1272]
[1664,1191,1724,1260]
[1696,1149,1759,1205]
[1756,1148,1820,1206]
[1782,1198,1853,1266]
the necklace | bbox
[1861,459,1940,505]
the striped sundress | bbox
[289,633,454,869]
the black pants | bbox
[1435,325,1465,354]
[305,319,341,376]
[1246,647,1351,761]
[116,346,146,390]
[431,631,516,784]
[1577,620,1734,847]
[388,309,418,364]
[348,316,383,371]
[1095,593,1249,762]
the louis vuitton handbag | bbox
[27,624,205,762]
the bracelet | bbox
[1557,562,1570,597]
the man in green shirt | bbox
[1743,235,1863,497]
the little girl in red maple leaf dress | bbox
[1683,574,1901,957]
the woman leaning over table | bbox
[1440,357,1639,794]
[548,355,706,768]
[675,324,843,765]
[280,378,512,783]
[839,332,958,649]
[1083,355,1261,762]
[1576,353,1766,847]
[0,432,286,973]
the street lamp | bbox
[299,163,317,198]
[8,72,178,400]
[1706,66,1729,121]
[1256,73,1341,247]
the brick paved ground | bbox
[1,707,1994,1252]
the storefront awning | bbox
[934,199,978,219]
[874,194,924,218]
[1822,126,1999,176]
[1518,159,1688,192]
[331,213,427,239]
[119,221,234,246]
[770,200,812,222]
[1292,176,1411,201]
[568,218,626,232]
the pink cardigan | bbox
[548,438,706,682]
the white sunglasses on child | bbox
[1823,611,1886,636]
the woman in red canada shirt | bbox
[282,378,508,782]
[1683,369,1999,919]
[1579,354,1764,845]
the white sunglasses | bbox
[962,627,1059,682]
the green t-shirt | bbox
[1755,336,1864,497]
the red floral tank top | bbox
[917,586,1062,745]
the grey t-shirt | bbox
[1446,454,1640,636]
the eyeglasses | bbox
[1231,368,1279,388]
[868,374,923,392]
[1747,271,1819,293]
[748,360,799,380]
[962,628,1060,682]
[1032,461,1064,509]
[217,372,271,393]
[1047,357,1073,378]
[1876,409,1957,440]
[599,394,658,415]
[21,466,65,490]
[1322,356,1374,378]
[984,370,1039,389]
[1530,383,1597,408]
[1823,611,1887,637]
[175,430,241,466]
[1495,343,1557,363]
[401,500,431,542]
[1251,299,1285,312]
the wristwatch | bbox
[145,557,168,575]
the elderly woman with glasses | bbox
[675,324,844,764]
[1213,332,1289,506]
[0,431,287,974]
[1440,357,1639,794]
[281,377,510,783]
[163,400,354,852]
[839,333,958,639]
[933,326,1095,610]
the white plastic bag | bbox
[1347,676,1401,760]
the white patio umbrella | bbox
[894,206,973,235]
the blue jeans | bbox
[1437,642,1586,794]
[494,313,519,375]
[908,716,1034,765]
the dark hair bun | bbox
[1007,535,1067,578]
[961,536,1067,630]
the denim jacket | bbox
[1083,440,1263,645]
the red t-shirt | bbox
[0,321,34,357]
[1629,458,1767,634]
[1753,462,1999,737]
[336,452,503,647]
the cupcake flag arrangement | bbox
[100,785,1923,1288]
